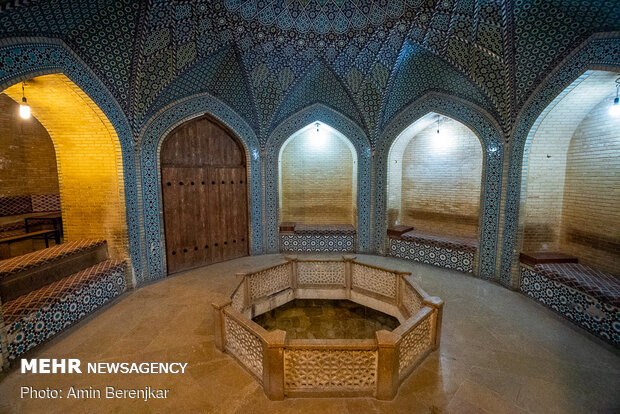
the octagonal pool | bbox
[212,256,443,400]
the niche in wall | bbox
[520,70,620,275]
[278,122,358,226]
[2,74,129,260]
[387,113,483,239]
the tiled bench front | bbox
[388,231,477,273]
[2,260,127,360]
[520,262,619,347]
[280,224,356,253]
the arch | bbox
[138,93,263,281]
[374,93,504,280]
[0,37,142,279]
[387,113,484,238]
[499,33,620,288]
[264,104,372,253]
[278,122,358,226]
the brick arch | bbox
[499,33,620,288]
[137,93,263,281]
[0,37,142,278]
[374,92,504,281]
[264,103,372,253]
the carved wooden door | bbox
[161,115,249,274]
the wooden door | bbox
[161,115,249,274]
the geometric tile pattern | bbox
[520,266,620,348]
[0,194,60,216]
[30,194,61,212]
[4,260,127,360]
[534,263,620,309]
[0,2,619,288]
[280,234,355,253]
[0,196,32,217]
[401,231,477,253]
[0,239,105,276]
[389,238,475,274]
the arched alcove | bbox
[387,113,483,239]
[278,122,358,227]
[2,74,129,260]
[518,70,619,277]
[0,93,60,257]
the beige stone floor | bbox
[0,254,618,414]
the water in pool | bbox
[252,299,399,339]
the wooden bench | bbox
[0,228,60,248]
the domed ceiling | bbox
[0,0,618,147]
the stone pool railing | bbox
[212,256,443,400]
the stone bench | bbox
[519,258,619,347]
[2,259,127,361]
[279,223,356,252]
[388,228,478,273]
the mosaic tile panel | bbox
[520,266,619,348]
[389,238,475,274]
[280,234,355,253]
[374,94,503,280]
[138,93,264,281]
[265,104,371,254]
[4,260,127,360]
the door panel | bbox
[161,116,249,274]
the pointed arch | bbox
[374,92,504,280]
[500,33,620,288]
[137,92,263,281]
[0,37,142,278]
[264,103,371,253]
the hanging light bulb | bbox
[610,77,620,118]
[311,121,327,150]
[19,82,31,119]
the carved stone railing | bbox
[213,256,443,400]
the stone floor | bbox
[0,254,618,413]
[253,299,400,339]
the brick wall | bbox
[279,124,357,225]
[0,94,59,197]
[391,115,482,238]
[3,75,128,260]
[560,98,620,275]
[521,71,617,257]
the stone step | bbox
[0,239,108,302]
